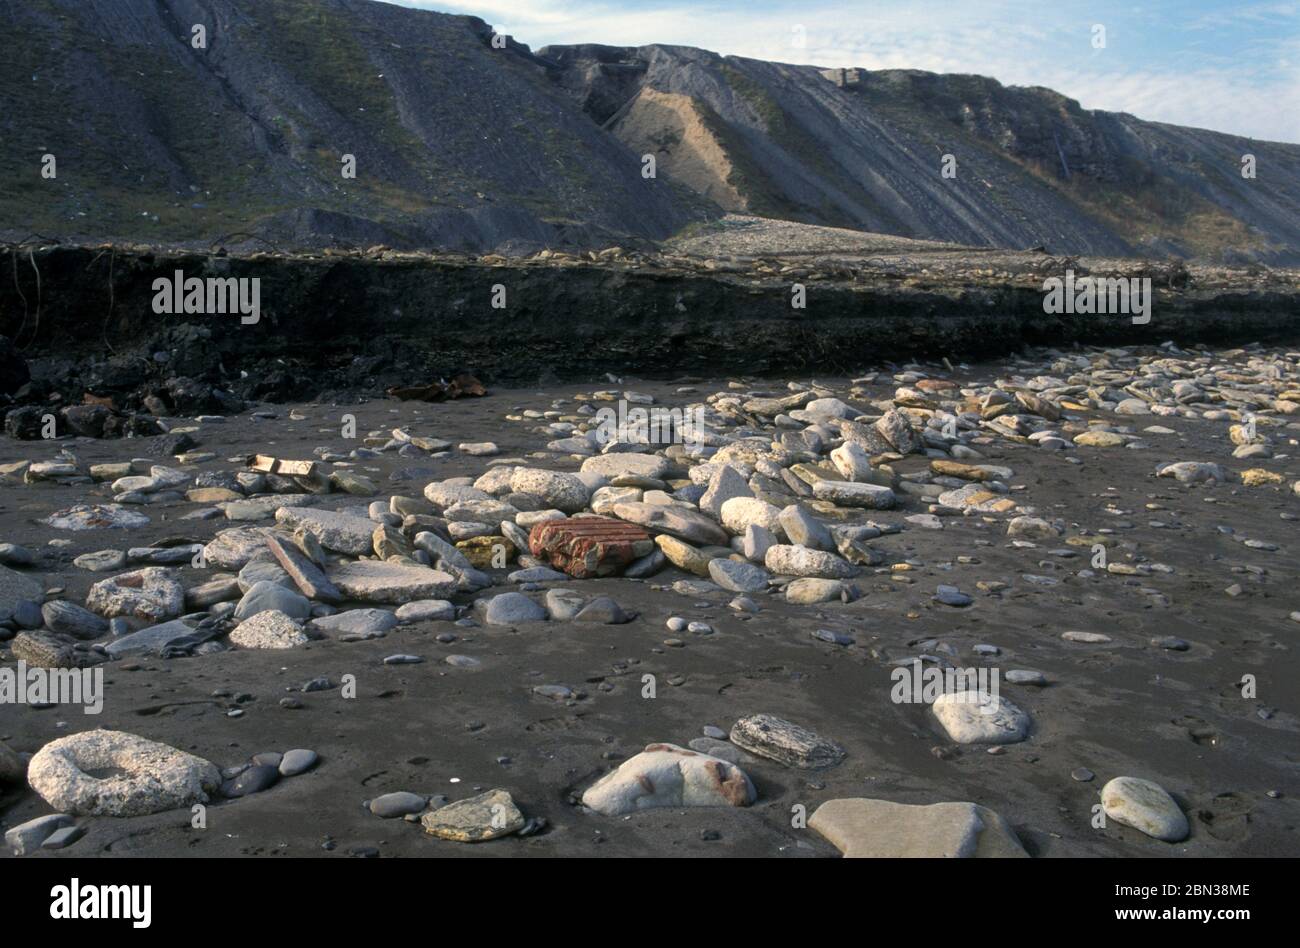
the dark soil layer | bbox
[2,246,1298,391]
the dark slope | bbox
[544,45,1300,264]
[0,0,707,251]
[2,2,1296,262]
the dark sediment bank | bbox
[1,245,1298,390]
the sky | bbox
[388,0,1300,142]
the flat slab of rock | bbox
[812,480,897,509]
[265,534,342,603]
[27,729,221,817]
[809,798,1028,857]
[326,561,458,604]
[580,453,670,481]
[581,743,756,815]
[932,691,1031,744]
[394,599,456,623]
[5,813,74,856]
[708,558,770,593]
[237,557,292,593]
[420,788,525,842]
[104,619,199,658]
[311,608,398,638]
[443,498,518,525]
[423,482,492,509]
[222,495,314,521]
[73,550,127,572]
[203,527,275,570]
[508,565,569,583]
[510,468,590,513]
[43,504,150,531]
[1101,776,1189,842]
[729,713,846,769]
[611,501,729,546]
[275,507,376,555]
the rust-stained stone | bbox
[529,516,654,579]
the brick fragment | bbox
[529,517,654,578]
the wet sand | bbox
[2,362,1298,858]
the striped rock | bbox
[529,516,655,579]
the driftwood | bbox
[386,372,486,402]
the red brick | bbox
[529,517,654,579]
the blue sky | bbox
[389,1,1300,142]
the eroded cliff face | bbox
[543,45,1300,264]
[0,0,709,254]
[3,2,1295,263]
[1,244,1295,407]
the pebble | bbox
[1005,670,1047,685]
[933,585,973,607]
[932,691,1031,744]
[279,749,319,776]
[369,791,428,818]
[481,592,547,625]
[1062,630,1112,644]
[0,543,35,566]
[730,714,846,768]
[1101,776,1189,842]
